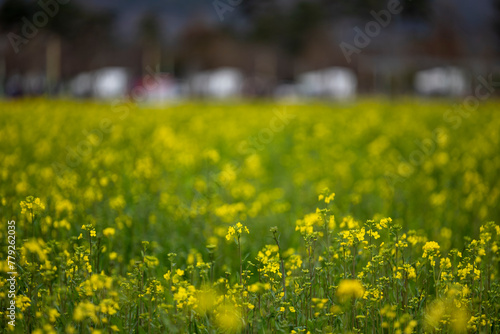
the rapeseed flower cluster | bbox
[1,100,500,332]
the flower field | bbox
[1,99,500,333]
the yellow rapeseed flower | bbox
[226,226,236,241]
[48,308,60,323]
[215,303,242,332]
[336,279,365,302]
[226,222,250,241]
[20,196,45,216]
[422,241,440,256]
[103,227,115,237]
[377,217,392,230]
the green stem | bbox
[238,235,242,285]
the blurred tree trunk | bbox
[46,35,61,95]
[139,12,162,76]
[142,43,161,76]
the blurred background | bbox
[0,0,499,101]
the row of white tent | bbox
[67,66,470,100]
